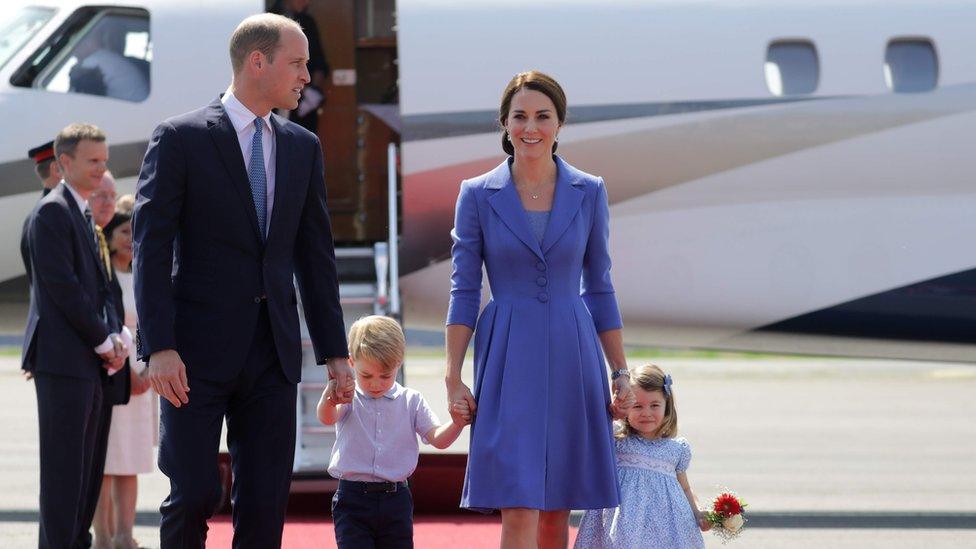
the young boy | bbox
[318,315,471,548]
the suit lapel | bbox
[267,115,291,245]
[540,156,585,255]
[61,184,109,284]
[485,161,544,261]
[206,98,264,246]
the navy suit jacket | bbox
[133,97,347,383]
[22,183,118,380]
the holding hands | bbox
[446,377,477,426]
[326,357,356,404]
[609,374,635,420]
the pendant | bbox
[532,194,539,199]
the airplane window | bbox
[884,38,937,93]
[764,40,819,96]
[33,9,150,102]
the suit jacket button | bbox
[537,292,549,303]
[536,277,547,286]
[536,261,546,271]
[253,296,262,304]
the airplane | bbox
[1,0,973,365]
[395,0,976,363]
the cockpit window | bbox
[0,7,55,72]
[11,7,150,102]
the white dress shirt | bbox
[221,90,276,235]
[63,180,114,355]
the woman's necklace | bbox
[514,160,556,199]
[526,182,546,200]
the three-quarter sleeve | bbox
[446,181,484,329]
[581,178,623,332]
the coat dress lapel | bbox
[540,155,585,255]
[486,156,586,260]
[486,162,545,261]
[206,97,264,247]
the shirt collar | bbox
[355,381,403,401]
[62,180,88,215]
[221,90,273,136]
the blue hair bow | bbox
[662,374,673,397]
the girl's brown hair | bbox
[616,364,679,439]
[498,70,567,156]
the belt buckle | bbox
[381,481,397,493]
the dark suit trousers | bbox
[34,372,103,549]
[74,391,115,548]
[158,305,297,549]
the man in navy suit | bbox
[20,141,62,286]
[133,13,353,548]
[24,123,127,549]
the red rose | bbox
[713,493,742,517]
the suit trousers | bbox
[75,391,115,548]
[158,304,297,549]
[34,372,104,549]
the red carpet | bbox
[204,514,579,548]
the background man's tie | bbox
[249,117,268,239]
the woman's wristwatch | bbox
[610,368,630,380]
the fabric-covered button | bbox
[536,277,547,286]
[536,261,546,271]
[537,292,549,303]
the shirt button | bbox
[537,292,549,303]
[536,277,547,287]
[536,261,546,271]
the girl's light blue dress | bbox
[575,436,705,549]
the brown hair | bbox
[229,13,302,74]
[498,70,567,156]
[34,158,55,180]
[347,315,405,372]
[616,364,679,439]
[54,123,106,161]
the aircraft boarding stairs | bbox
[291,243,396,490]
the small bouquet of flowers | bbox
[703,491,747,543]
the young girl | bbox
[575,365,710,548]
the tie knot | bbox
[253,117,263,135]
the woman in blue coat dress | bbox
[445,71,635,548]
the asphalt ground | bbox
[1,349,974,548]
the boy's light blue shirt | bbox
[327,382,440,482]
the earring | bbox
[506,132,512,142]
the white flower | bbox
[722,514,744,532]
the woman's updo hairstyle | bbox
[498,70,567,156]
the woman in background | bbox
[93,195,156,549]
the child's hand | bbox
[450,399,472,425]
[697,511,712,532]
[323,379,339,405]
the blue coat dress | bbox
[447,155,622,511]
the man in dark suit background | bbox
[74,170,132,548]
[20,141,62,285]
[133,13,352,548]
[23,123,127,549]
[270,0,330,133]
